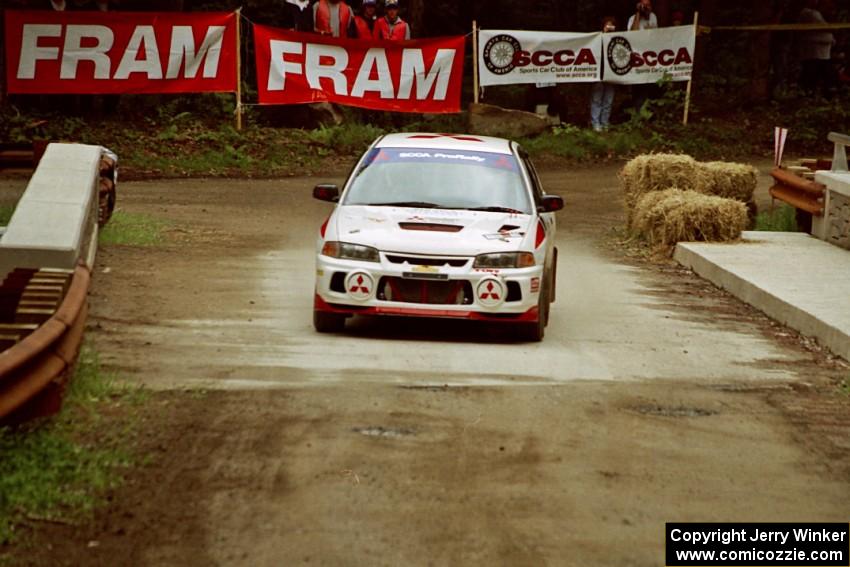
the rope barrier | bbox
[702,22,850,32]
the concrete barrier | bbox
[0,143,102,279]
[812,171,850,250]
[675,232,850,361]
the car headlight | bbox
[321,241,380,262]
[473,252,535,269]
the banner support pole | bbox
[472,20,480,104]
[235,8,243,131]
[682,11,698,126]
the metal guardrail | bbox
[768,132,848,219]
[0,265,89,422]
[0,142,115,424]
[769,167,826,216]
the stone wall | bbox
[828,191,850,250]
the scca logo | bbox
[607,35,692,76]
[513,48,596,68]
[483,34,596,75]
[630,48,692,68]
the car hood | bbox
[334,206,533,256]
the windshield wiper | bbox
[366,201,445,209]
[465,206,526,214]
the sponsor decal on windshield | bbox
[361,148,518,171]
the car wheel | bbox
[519,281,547,342]
[314,310,346,333]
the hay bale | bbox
[620,155,759,223]
[620,153,699,215]
[632,188,748,246]
[696,161,759,202]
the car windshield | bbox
[342,147,532,214]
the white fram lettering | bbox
[351,48,393,98]
[397,48,455,100]
[114,25,162,79]
[305,44,349,95]
[17,24,61,79]
[166,25,226,79]
[16,23,226,81]
[266,41,457,101]
[61,25,114,79]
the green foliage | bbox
[755,204,798,232]
[839,376,850,398]
[99,211,169,246]
[0,205,15,226]
[308,123,387,155]
[0,348,142,545]
[521,123,647,160]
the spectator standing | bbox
[354,0,378,39]
[312,0,356,38]
[275,0,306,31]
[590,17,618,132]
[628,0,658,31]
[798,0,836,96]
[670,10,684,26]
[628,0,658,112]
[374,0,411,41]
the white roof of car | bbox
[375,132,514,155]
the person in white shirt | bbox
[798,0,836,96]
[628,0,659,111]
[628,0,658,31]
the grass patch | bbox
[99,211,168,246]
[521,124,657,161]
[755,204,798,232]
[839,376,850,398]
[308,123,387,155]
[0,205,15,226]
[0,347,145,546]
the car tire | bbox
[314,310,346,333]
[519,281,547,342]
[542,270,552,328]
[549,247,558,304]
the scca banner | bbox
[254,26,465,113]
[478,30,601,87]
[602,26,695,85]
[4,10,237,94]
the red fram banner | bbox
[4,10,237,94]
[253,25,465,113]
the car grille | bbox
[385,254,469,268]
[377,277,473,305]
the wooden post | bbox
[682,11,698,125]
[472,20,480,104]
[235,8,243,131]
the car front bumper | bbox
[314,253,544,322]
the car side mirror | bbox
[313,184,340,203]
[539,195,564,212]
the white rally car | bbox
[312,133,563,341]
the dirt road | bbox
[3,164,849,566]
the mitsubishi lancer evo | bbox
[312,133,563,341]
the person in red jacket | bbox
[354,0,378,39]
[373,0,411,41]
[312,0,356,38]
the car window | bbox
[519,151,544,207]
[343,148,533,214]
